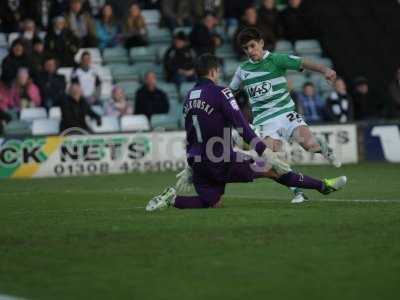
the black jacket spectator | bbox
[280,0,311,42]
[0,0,29,33]
[388,68,400,119]
[45,16,80,67]
[36,57,66,109]
[1,39,33,86]
[189,13,220,56]
[60,83,101,132]
[257,0,283,49]
[135,72,169,121]
[326,78,353,123]
[352,77,378,121]
[164,32,196,84]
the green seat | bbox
[131,62,164,80]
[216,44,236,59]
[103,47,129,64]
[179,82,194,100]
[130,46,158,63]
[295,39,322,56]
[275,40,294,54]
[223,59,240,80]
[148,27,171,44]
[286,73,307,91]
[110,64,140,82]
[117,81,141,99]
[151,113,179,130]
[4,120,31,137]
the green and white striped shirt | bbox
[229,51,303,126]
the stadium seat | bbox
[295,39,323,56]
[109,64,139,82]
[8,32,19,46]
[310,73,333,93]
[286,73,307,91]
[223,59,240,80]
[275,40,293,54]
[216,44,236,60]
[57,67,73,84]
[49,107,62,120]
[117,81,141,99]
[20,107,47,122]
[179,82,194,100]
[0,33,8,47]
[94,66,113,83]
[75,48,102,65]
[89,116,120,133]
[130,46,158,63]
[100,81,113,100]
[147,26,171,44]
[120,115,150,131]
[142,9,161,26]
[157,45,170,62]
[151,113,179,130]
[3,120,31,136]
[173,26,192,36]
[103,47,129,64]
[0,47,8,62]
[32,118,60,136]
[91,105,104,116]
[157,81,179,99]
[131,62,164,80]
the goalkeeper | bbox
[146,54,346,211]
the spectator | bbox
[326,78,353,123]
[36,56,66,109]
[296,82,326,123]
[24,0,52,30]
[49,0,71,22]
[19,19,41,55]
[164,31,196,86]
[105,86,133,117]
[233,6,259,57]
[31,38,46,76]
[224,0,255,28]
[190,12,221,56]
[1,39,33,86]
[352,76,377,121]
[191,0,224,22]
[45,16,80,67]
[0,108,12,134]
[0,0,28,33]
[60,82,101,132]
[65,0,98,47]
[71,51,101,104]
[280,0,311,42]
[0,81,14,112]
[95,4,119,50]
[257,0,283,50]
[10,68,42,110]
[161,0,191,31]
[135,71,169,121]
[388,68,400,119]
[122,3,148,49]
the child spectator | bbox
[326,77,353,123]
[296,82,326,123]
[10,68,42,110]
[122,3,148,49]
[135,72,169,121]
[164,32,196,86]
[105,86,134,117]
[95,4,119,50]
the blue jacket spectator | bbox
[95,4,119,50]
[296,82,326,123]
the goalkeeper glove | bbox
[262,148,292,175]
[175,165,194,193]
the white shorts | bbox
[254,111,308,142]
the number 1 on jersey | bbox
[192,115,203,143]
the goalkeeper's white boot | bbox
[317,137,342,168]
[145,187,176,212]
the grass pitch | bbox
[0,162,399,300]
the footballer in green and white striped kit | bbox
[230,27,342,203]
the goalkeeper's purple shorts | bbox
[188,152,259,207]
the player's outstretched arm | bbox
[302,58,337,84]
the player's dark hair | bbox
[194,53,220,77]
[236,27,263,47]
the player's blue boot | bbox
[145,187,176,212]
[320,176,347,195]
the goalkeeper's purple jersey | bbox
[183,78,266,161]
